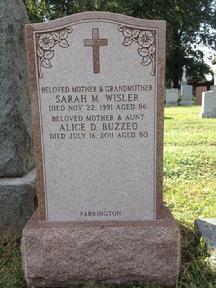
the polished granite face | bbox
[27,12,166,221]
[23,13,181,288]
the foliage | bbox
[117,0,216,88]
[23,0,48,22]
[23,0,216,87]
[186,59,212,85]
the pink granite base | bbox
[21,206,181,287]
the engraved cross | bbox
[84,28,108,73]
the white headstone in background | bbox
[181,85,193,105]
[213,65,216,86]
[180,65,193,106]
[210,65,216,90]
[165,88,179,106]
[210,85,216,90]
[200,89,216,118]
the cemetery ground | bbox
[0,106,216,288]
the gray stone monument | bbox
[180,66,193,105]
[165,88,179,106]
[0,0,36,234]
[200,67,216,118]
[21,12,180,287]
[200,88,216,118]
[195,218,216,269]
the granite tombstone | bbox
[195,218,216,268]
[166,88,179,106]
[195,86,207,105]
[200,88,216,118]
[22,12,180,287]
[181,85,193,105]
[180,66,193,105]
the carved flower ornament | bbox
[137,31,154,47]
[38,33,55,50]
[118,25,156,76]
[36,26,73,79]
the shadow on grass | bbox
[177,223,216,288]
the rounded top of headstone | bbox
[27,11,166,31]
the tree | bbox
[116,0,216,87]
[24,0,216,87]
[24,0,49,22]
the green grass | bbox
[164,107,216,224]
[163,106,216,288]
[0,106,216,287]
[0,237,26,288]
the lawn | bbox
[164,106,216,288]
[0,106,216,288]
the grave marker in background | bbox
[180,66,193,106]
[166,88,179,106]
[181,85,193,106]
[22,12,180,287]
[200,89,216,118]
[195,218,216,269]
[195,86,207,105]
